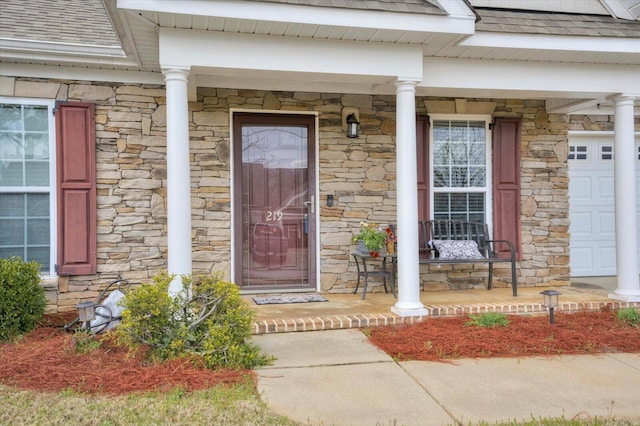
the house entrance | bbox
[232,113,317,291]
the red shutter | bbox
[55,102,97,275]
[492,117,522,260]
[416,116,430,220]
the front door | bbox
[233,113,316,291]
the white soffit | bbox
[0,63,163,84]
[159,29,424,81]
[118,0,476,36]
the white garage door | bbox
[568,133,640,277]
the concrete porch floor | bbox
[244,277,639,334]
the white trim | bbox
[460,32,640,54]
[600,0,638,20]
[428,114,493,233]
[0,97,57,277]
[160,29,424,81]
[569,131,640,137]
[228,108,320,291]
[0,38,126,58]
[119,0,476,35]
[0,63,164,85]
[421,58,640,98]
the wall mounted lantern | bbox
[540,290,561,324]
[346,113,360,138]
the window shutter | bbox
[55,102,97,275]
[492,117,522,260]
[416,116,430,221]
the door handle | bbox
[304,195,315,214]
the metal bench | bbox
[418,220,518,296]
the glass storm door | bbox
[233,113,316,291]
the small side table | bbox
[351,252,397,300]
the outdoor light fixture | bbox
[540,290,561,325]
[76,301,97,331]
[346,113,360,138]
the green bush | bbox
[616,307,640,328]
[464,312,510,328]
[0,256,46,341]
[117,272,272,369]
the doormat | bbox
[252,294,328,305]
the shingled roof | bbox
[476,8,640,38]
[0,0,121,46]
[242,0,445,15]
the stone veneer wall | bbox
[1,76,572,312]
[418,99,571,291]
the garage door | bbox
[568,133,640,277]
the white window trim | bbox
[428,114,493,231]
[0,97,57,277]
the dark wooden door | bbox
[233,113,316,290]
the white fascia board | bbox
[600,0,637,20]
[0,38,127,58]
[118,0,475,35]
[0,38,139,68]
[0,63,164,84]
[461,32,640,54]
[430,0,476,17]
[159,29,423,81]
[421,58,640,97]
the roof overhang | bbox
[117,0,476,36]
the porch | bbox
[246,277,638,334]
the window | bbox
[0,99,55,274]
[430,118,491,224]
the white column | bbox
[392,79,428,317]
[610,95,640,302]
[163,67,193,296]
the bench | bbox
[418,220,518,296]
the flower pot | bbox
[358,241,368,254]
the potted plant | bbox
[352,221,387,257]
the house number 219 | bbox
[266,211,283,221]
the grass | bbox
[0,381,296,426]
[616,308,640,328]
[473,414,638,425]
[464,312,510,328]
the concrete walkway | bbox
[253,329,640,426]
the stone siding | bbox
[4,77,575,311]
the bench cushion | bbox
[432,240,483,260]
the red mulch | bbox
[0,313,251,395]
[368,309,640,362]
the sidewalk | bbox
[252,329,640,426]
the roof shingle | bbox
[476,8,640,38]
[0,0,121,46]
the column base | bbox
[391,303,429,317]
[608,293,640,303]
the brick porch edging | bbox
[251,300,640,334]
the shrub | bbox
[117,272,272,369]
[465,312,510,328]
[616,308,639,328]
[0,256,46,341]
